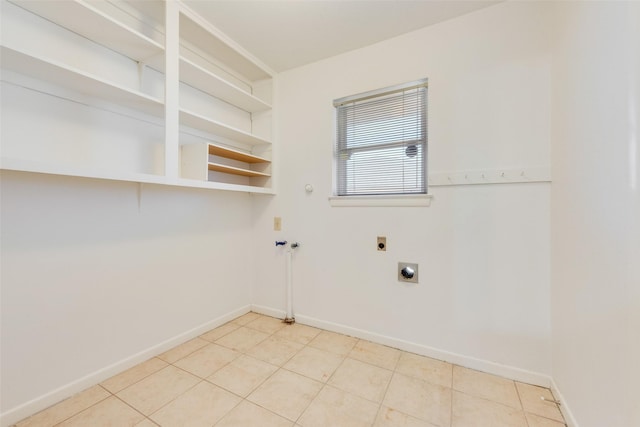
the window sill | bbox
[328,194,432,207]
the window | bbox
[334,79,427,197]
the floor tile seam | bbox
[452,389,527,413]
[205,357,281,400]
[245,332,308,366]
[233,326,296,364]
[344,355,396,375]
[158,339,210,363]
[346,345,400,372]
[450,376,523,410]
[449,385,454,427]
[321,351,351,388]
[354,338,404,364]
[171,350,244,382]
[292,379,328,426]
[514,385,564,422]
[243,391,283,419]
[49,394,126,427]
[207,393,245,427]
[325,372,392,407]
[523,410,567,425]
[372,359,397,427]
[281,339,349,383]
[140,377,211,422]
[307,342,355,357]
[243,325,285,335]
[102,358,170,394]
[199,322,241,343]
[276,361,329,386]
[242,369,314,425]
[454,364,535,389]
[391,366,454,391]
[514,380,532,427]
[382,371,451,426]
[43,385,113,427]
[370,405,440,427]
[109,393,151,425]
[211,333,267,356]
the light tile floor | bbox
[15,312,566,427]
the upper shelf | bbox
[10,0,164,62]
[1,46,164,117]
[180,109,271,147]
[180,56,271,112]
[179,10,271,83]
[146,52,271,113]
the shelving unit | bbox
[0,0,275,194]
[174,5,274,191]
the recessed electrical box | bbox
[274,217,282,231]
[398,262,418,283]
[377,236,386,251]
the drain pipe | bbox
[276,240,299,324]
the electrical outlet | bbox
[274,217,282,231]
[377,236,386,251]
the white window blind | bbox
[334,79,427,196]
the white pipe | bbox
[285,248,293,322]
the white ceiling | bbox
[185,0,502,73]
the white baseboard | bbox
[291,311,552,388]
[0,305,251,427]
[550,378,579,427]
[250,304,286,319]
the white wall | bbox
[253,1,553,380]
[0,172,254,422]
[550,2,640,426]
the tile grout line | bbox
[368,344,403,426]
[110,392,151,426]
[449,363,454,427]
[48,385,113,427]
[515,380,532,427]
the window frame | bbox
[332,79,429,204]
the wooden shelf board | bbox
[1,46,164,117]
[11,0,164,61]
[179,109,271,147]
[208,162,270,178]
[208,144,269,163]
